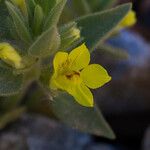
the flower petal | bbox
[50,74,93,107]
[69,84,94,107]
[50,74,70,90]
[81,64,111,89]
[119,10,136,28]
[68,43,90,71]
[53,52,68,72]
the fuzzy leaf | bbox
[87,0,117,12]
[72,0,91,16]
[5,1,32,44]
[0,67,23,96]
[32,4,44,35]
[52,92,115,139]
[28,26,60,57]
[76,3,131,52]
[26,0,36,24]
[43,0,67,30]
[0,1,10,39]
[0,60,12,70]
[35,0,56,15]
[0,66,12,78]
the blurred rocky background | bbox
[92,0,150,149]
[93,30,150,150]
[119,0,150,41]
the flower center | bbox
[58,59,82,84]
[65,71,81,84]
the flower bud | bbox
[60,22,81,49]
[0,42,24,69]
[119,10,137,28]
[11,0,27,16]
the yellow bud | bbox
[11,0,27,16]
[11,0,22,6]
[0,43,24,69]
[60,25,81,49]
[119,10,137,28]
[71,27,81,40]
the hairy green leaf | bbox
[0,67,12,78]
[5,1,32,44]
[72,0,91,16]
[32,4,44,35]
[0,67,23,96]
[29,26,60,57]
[35,0,56,15]
[26,0,36,24]
[0,1,10,39]
[76,3,131,52]
[43,0,67,30]
[87,0,117,12]
[52,92,115,139]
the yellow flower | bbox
[119,10,137,28]
[11,0,27,16]
[50,44,111,107]
[0,42,24,69]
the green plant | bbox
[0,0,136,139]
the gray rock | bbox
[93,30,150,139]
[0,133,28,150]
[95,30,150,115]
[87,144,117,150]
[0,114,91,150]
[142,125,150,150]
[108,30,150,68]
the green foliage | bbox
[5,1,32,44]
[52,92,115,139]
[0,67,23,96]
[26,0,36,24]
[0,1,10,39]
[35,0,56,15]
[76,3,131,51]
[28,26,60,57]
[0,65,12,78]
[0,61,23,96]
[25,84,115,139]
[25,83,55,118]
[43,0,67,31]
[71,0,91,16]
[0,61,24,91]
[32,4,44,36]
[59,22,83,50]
[0,0,133,138]
[87,0,118,12]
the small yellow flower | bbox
[0,42,24,69]
[50,44,111,107]
[119,10,137,28]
